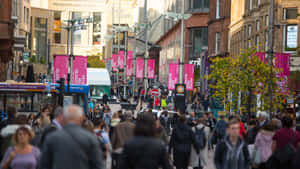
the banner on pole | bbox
[53,55,69,84]
[112,54,118,72]
[168,63,179,90]
[127,58,133,76]
[118,51,125,69]
[184,64,194,91]
[128,51,133,60]
[275,53,290,94]
[72,56,87,85]
[147,59,155,79]
[136,59,144,79]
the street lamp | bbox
[165,6,192,84]
[62,17,93,91]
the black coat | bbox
[119,136,171,169]
[169,123,199,168]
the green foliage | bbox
[208,47,290,114]
[29,55,37,63]
[39,57,46,64]
[87,55,106,68]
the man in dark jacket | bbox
[214,118,250,169]
[169,115,199,169]
[35,106,65,148]
[39,105,104,169]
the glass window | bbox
[24,7,26,23]
[54,11,61,20]
[256,35,259,49]
[72,12,82,44]
[284,8,298,20]
[216,0,220,19]
[257,0,260,6]
[189,27,208,58]
[35,18,47,29]
[249,0,253,10]
[265,15,269,26]
[27,8,29,24]
[256,20,260,31]
[265,31,268,51]
[248,25,252,37]
[189,0,209,11]
[216,32,220,53]
[35,30,47,61]
[54,32,61,44]
[93,12,101,45]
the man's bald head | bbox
[64,105,84,124]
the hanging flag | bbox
[168,63,179,90]
[112,54,118,72]
[53,55,69,84]
[147,59,155,79]
[128,51,133,59]
[127,58,133,76]
[118,51,125,69]
[136,59,144,79]
[184,64,194,91]
[72,56,87,85]
[275,53,290,94]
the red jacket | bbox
[240,122,246,138]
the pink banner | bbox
[118,51,125,69]
[53,55,69,84]
[184,64,194,91]
[136,59,144,79]
[168,63,179,90]
[275,53,290,93]
[147,59,155,79]
[126,58,133,76]
[127,51,133,59]
[72,56,87,85]
[112,54,118,72]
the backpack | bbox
[95,131,107,157]
[195,127,206,150]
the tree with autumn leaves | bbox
[208,47,290,114]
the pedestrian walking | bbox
[119,113,171,169]
[159,111,171,135]
[267,116,300,169]
[169,115,199,169]
[253,122,276,169]
[39,105,104,169]
[190,118,210,169]
[214,118,250,169]
[111,112,135,169]
[214,115,227,143]
[1,126,40,169]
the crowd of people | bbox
[0,100,300,169]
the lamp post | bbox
[165,3,192,84]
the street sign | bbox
[23,52,30,63]
[174,84,186,114]
[151,88,160,96]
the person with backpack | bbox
[169,115,199,169]
[268,116,300,169]
[190,118,210,169]
[92,118,110,161]
[214,115,227,143]
[214,118,250,169]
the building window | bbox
[35,18,47,29]
[24,7,26,23]
[27,8,29,24]
[265,15,269,26]
[216,0,220,19]
[248,25,252,37]
[265,31,268,51]
[216,32,220,53]
[93,12,101,45]
[256,35,259,49]
[256,20,260,32]
[286,25,298,49]
[257,0,260,6]
[34,30,47,62]
[53,11,61,44]
[72,12,82,45]
[249,0,253,10]
[284,8,298,20]
[248,40,251,48]
[189,27,208,58]
[188,0,209,12]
